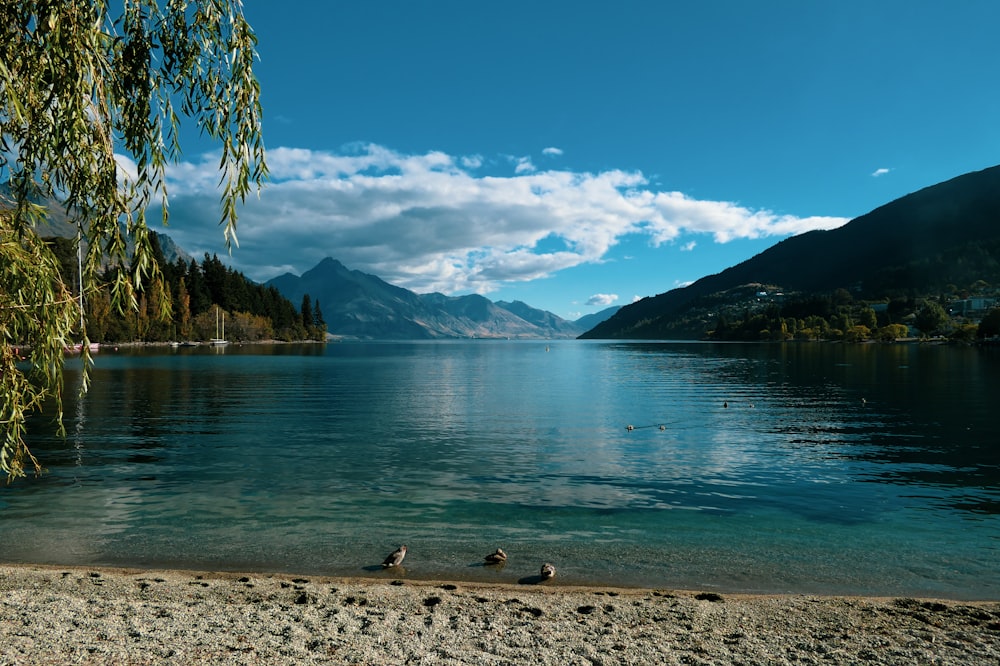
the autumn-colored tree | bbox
[1,0,267,480]
[176,277,193,340]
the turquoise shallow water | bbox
[3,340,999,598]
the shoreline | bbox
[3,564,999,664]
[6,555,994,603]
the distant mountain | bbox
[267,257,592,339]
[2,182,191,266]
[583,165,1000,339]
[495,300,588,337]
[574,306,621,331]
[152,233,193,266]
[269,258,434,338]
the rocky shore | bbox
[2,564,999,665]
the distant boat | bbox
[209,307,229,346]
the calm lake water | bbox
[3,341,999,599]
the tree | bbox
[314,299,325,329]
[301,294,313,330]
[978,308,1000,339]
[949,323,979,344]
[844,325,871,343]
[1,1,267,480]
[914,301,949,336]
[175,277,192,340]
[858,307,878,330]
[873,323,909,342]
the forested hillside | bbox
[45,235,325,344]
[582,165,1000,341]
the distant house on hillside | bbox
[949,297,997,317]
[754,290,785,304]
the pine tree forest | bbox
[46,234,325,344]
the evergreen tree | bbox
[201,254,228,307]
[301,294,314,329]
[314,299,326,328]
[186,259,211,315]
[1,0,266,479]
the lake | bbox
[3,340,998,599]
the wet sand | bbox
[2,564,999,664]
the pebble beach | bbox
[2,564,999,665]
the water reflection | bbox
[5,342,1000,597]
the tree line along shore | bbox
[45,235,326,345]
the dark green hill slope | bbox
[582,165,1000,339]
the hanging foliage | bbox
[1,0,268,480]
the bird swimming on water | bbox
[540,562,556,580]
[382,545,407,568]
[484,548,507,564]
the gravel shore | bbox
[2,564,999,665]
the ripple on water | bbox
[5,342,999,598]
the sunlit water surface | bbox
[3,341,998,599]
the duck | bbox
[382,545,407,568]
[484,548,507,564]
[540,562,556,580]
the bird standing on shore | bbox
[484,548,507,564]
[540,563,556,580]
[382,545,407,568]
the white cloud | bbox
[632,295,643,303]
[586,293,618,306]
[646,190,848,244]
[511,155,535,174]
[872,167,891,177]
[542,147,563,157]
[114,153,139,185]
[160,143,851,295]
[680,240,697,251]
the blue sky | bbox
[159,1,1000,319]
